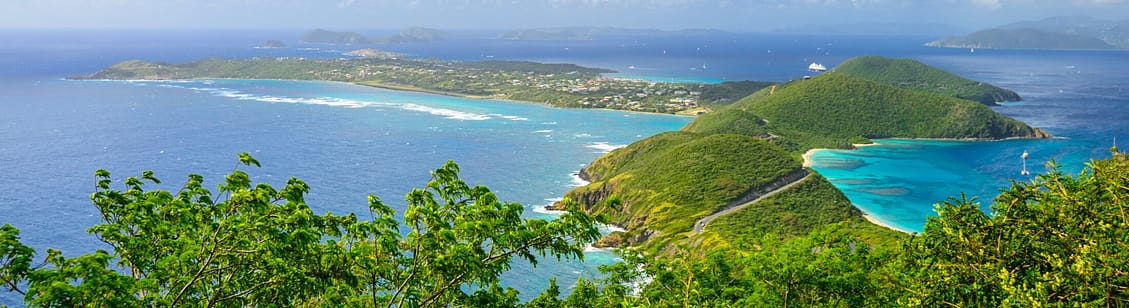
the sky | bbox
[3,0,1127,31]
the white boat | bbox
[808,62,827,72]
[1021,150,1030,175]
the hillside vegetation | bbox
[5,151,1125,306]
[78,57,771,114]
[833,56,1022,105]
[563,132,801,252]
[686,72,1048,151]
[748,73,1047,149]
[567,56,1049,254]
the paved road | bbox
[693,172,812,234]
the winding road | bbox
[693,170,811,234]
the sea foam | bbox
[151,80,498,120]
[585,141,626,153]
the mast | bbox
[1021,150,1030,176]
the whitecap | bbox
[490,114,529,121]
[583,245,611,253]
[570,172,590,187]
[190,85,492,120]
[602,224,626,233]
[528,205,564,214]
[585,142,626,153]
[401,103,491,120]
[532,198,567,215]
[534,129,553,133]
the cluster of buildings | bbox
[270,57,710,114]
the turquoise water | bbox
[810,139,1069,232]
[809,50,1129,233]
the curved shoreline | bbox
[802,142,881,167]
[803,141,911,234]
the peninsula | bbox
[831,56,1021,105]
[73,57,770,114]
[553,56,1050,254]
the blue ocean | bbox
[1,30,1127,304]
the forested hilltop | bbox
[832,56,1022,105]
[559,56,1049,256]
[74,57,770,114]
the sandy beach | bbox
[802,142,881,167]
[863,214,914,234]
[803,141,914,234]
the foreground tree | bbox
[0,154,601,307]
[554,149,1129,306]
[893,149,1129,306]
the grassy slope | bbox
[698,174,903,251]
[572,56,1049,253]
[832,56,1022,105]
[567,132,801,252]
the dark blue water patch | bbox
[0,75,689,305]
[856,187,912,197]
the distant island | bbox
[342,49,401,59]
[498,27,724,40]
[299,27,447,44]
[927,16,1129,50]
[71,56,770,115]
[255,40,286,48]
[550,56,1049,254]
[301,29,370,44]
[774,22,968,36]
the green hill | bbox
[691,72,1049,150]
[300,29,370,44]
[562,132,801,252]
[832,56,1022,105]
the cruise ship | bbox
[808,62,827,72]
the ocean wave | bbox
[401,103,490,120]
[156,81,496,120]
[532,197,567,215]
[570,172,590,187]
[602,224,625,233]
[490,114,529,121]
[534,129,553,133]
[585,141,626,153]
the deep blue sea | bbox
[1,29,1127,304]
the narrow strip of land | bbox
[693,169,811,234]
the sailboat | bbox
[1021,150,1030,176]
